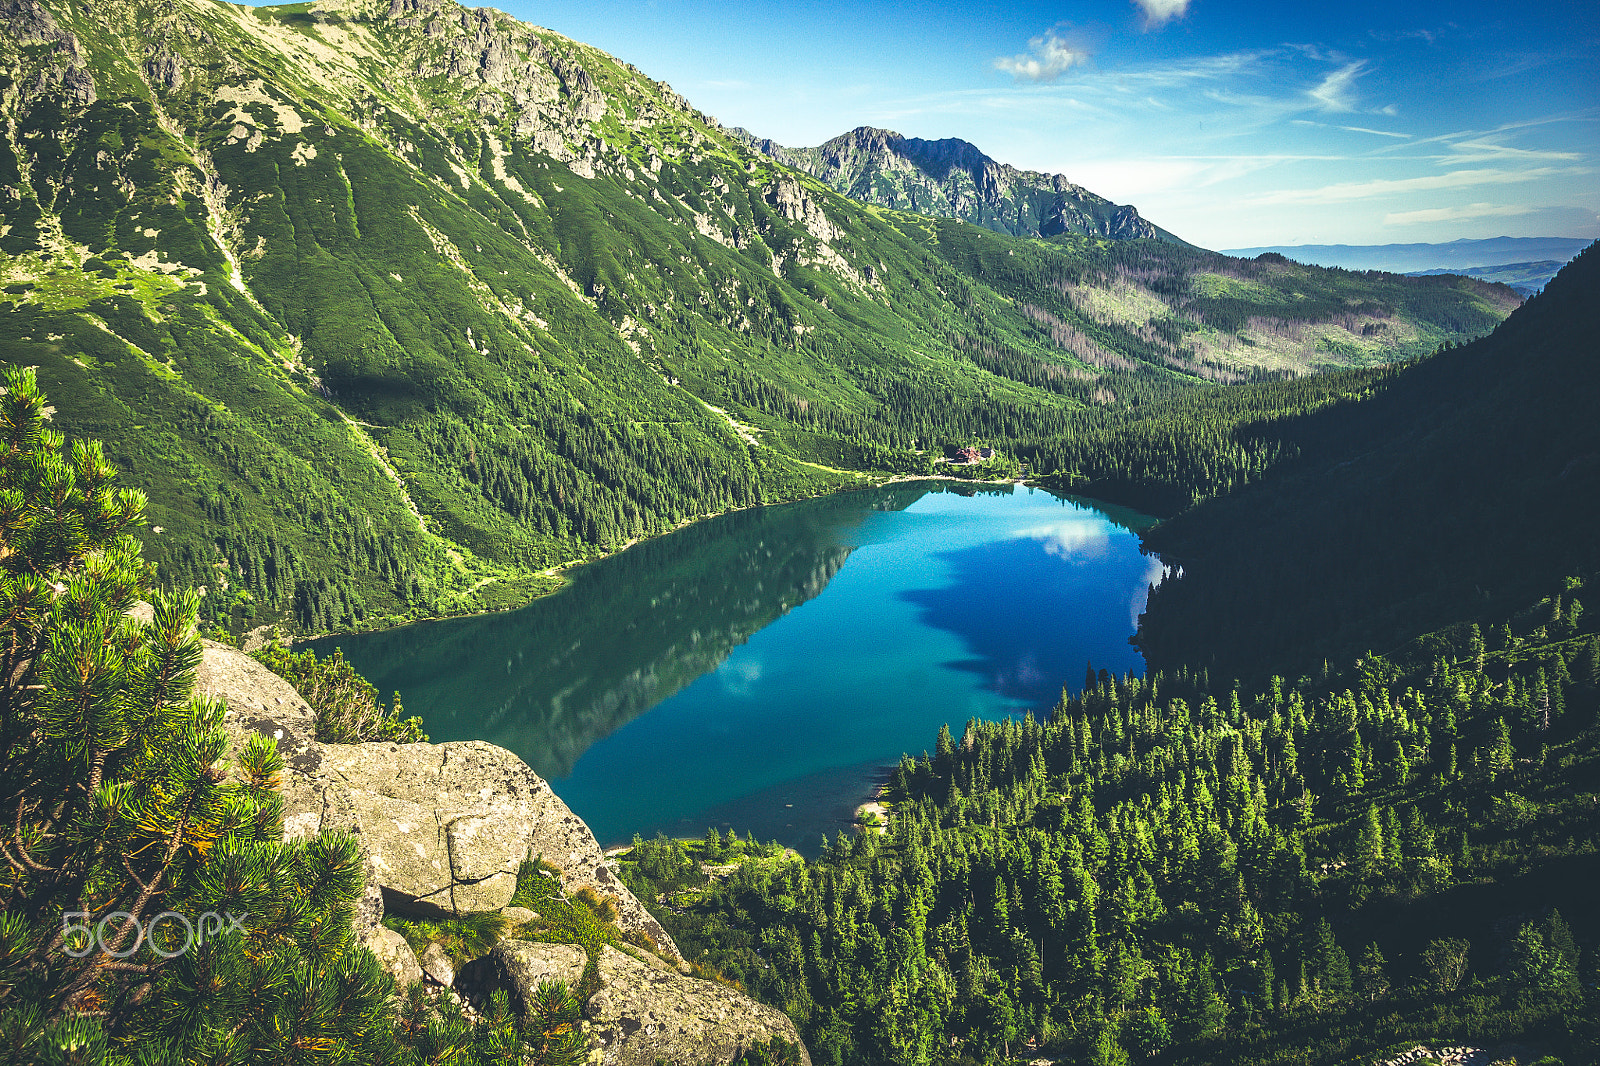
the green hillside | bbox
[0,0,1518,637]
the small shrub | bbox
[253,641,427,743]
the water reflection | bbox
[899,495,1158,707]
[311,484,930,778]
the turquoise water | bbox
[313,483,1160,854]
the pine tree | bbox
[1310,919,1351,999]
[1356,803,1384,872]
[0,370,574,1064]
[1356,942,1389,1001]
[0,369,401,1057]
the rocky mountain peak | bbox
[734,123,1183,244]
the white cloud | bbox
[1383,202,1536,225]
[1442,140,1583,163]
[1132,0,1190,29]
[1308,60,1368,112]
[993,29,1092,83]
[1293,118,1411,138]
[1336,125,1410,138]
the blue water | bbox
[315,483,1160,854]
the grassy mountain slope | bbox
[0,0,1517,635]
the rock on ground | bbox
[362,926,422,988]
[457,941,589,1017]
[583,946,810,1066]
[419,941,457,987]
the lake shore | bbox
[285,473,1038,648]
[595,760,902,860]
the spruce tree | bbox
[1356,942,1389,1001]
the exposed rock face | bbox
[187,633,801,1060]
[465,942,809,1066]
[583,946,810,1066]
[734,125,1181,245]
[763,176,840,244]
[191,636,678,961]
[1,0,95,106]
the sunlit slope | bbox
[0,0,1516,634]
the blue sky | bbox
[489,0,1599,249]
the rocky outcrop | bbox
[186,635,678,961]
[175,633,803,1061]
[585,945,808,1066]
[763,176,840,244]
[1,0,96,107]
[465,942,810,1066]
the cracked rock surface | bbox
[583,945,809,1066]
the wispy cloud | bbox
[1132,0,1190,30]
[1254,166,1580,205]
[1383,202,1536,225]
[1442,140,1583,163]
[1308,60,1368,112]
[993,28,1093,83]
[1293,119,1411,138]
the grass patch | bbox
[383,911,508,970]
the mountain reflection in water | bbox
[308,484,930,779]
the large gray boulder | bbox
[195,638,322,774]
[187,635,678,961]
[584,946,809,1066]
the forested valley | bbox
[0,0,1516,638]
[611,247,1600,1065]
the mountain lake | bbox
[310,482,1164,856]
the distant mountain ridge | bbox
[732,125,1187,245]
[1221,237,1592,274]
[1405,261,1566,297]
